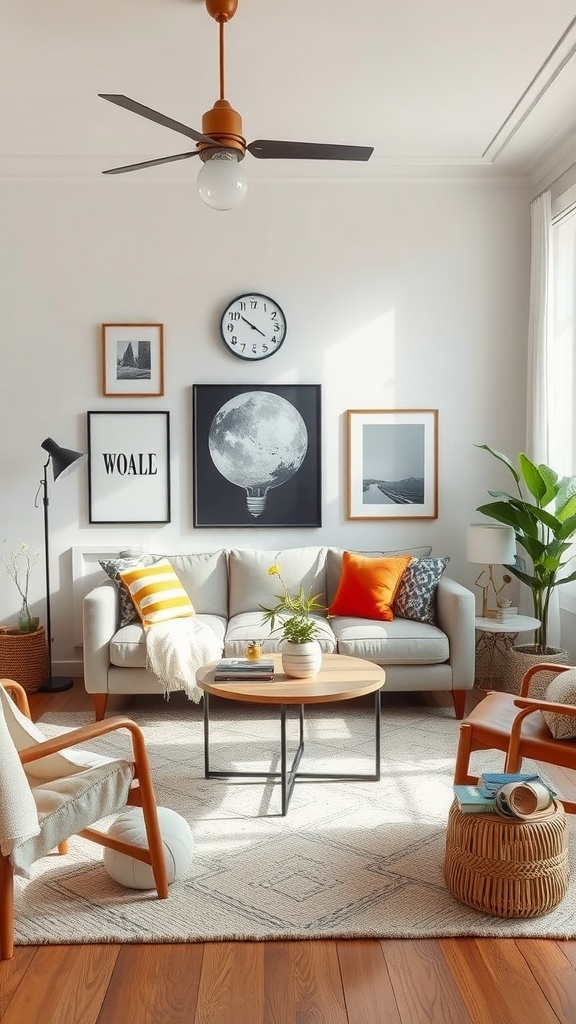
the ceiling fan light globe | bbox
[197,151,247,211]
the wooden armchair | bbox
[0,679,169,961]
[454,663,576,814]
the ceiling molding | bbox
[483,16,576,163]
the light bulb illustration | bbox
[208,391,308,517]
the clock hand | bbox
[241,315,266,337]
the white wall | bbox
[0,177,532,669]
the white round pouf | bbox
[104,806,193,890]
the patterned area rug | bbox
[14,696,576,945]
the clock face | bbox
[220,293,286,361]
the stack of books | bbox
[495,606,518,622]
[453,772,555,814]
[213,657,275,681]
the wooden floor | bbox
[2,681,576,1024]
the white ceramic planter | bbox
[281,640,322,678]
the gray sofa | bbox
[83,544,475,721]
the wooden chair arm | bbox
[519,663,573,697]
[18,715,149,774]
[502,693,576,771]
[515,696,576,716]
[1,679,31,717]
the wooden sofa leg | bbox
[0,854,14,960]
[451,690,467,720]
[92,694,108,721]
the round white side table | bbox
[474,614,541,686]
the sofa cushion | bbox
[110,614,227,668]
[330,616,449,664]
[119,559,196,627]
[99,554,159,627]
[153,551,228,618]
[393,556,450,625]
[228,547,328,618]
[326,546,433,605]
[224,611,336,657]
[328,551,412,620]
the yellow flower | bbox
[268,564,280,576]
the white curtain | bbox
[525,190,561,646]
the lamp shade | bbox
[41,437,86,481]
[467,524,516,565]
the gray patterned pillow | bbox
[542,669,576,739]
[393,556,449,624]
[99,555,158,627]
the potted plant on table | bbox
[260,563,325,678]
[475,445,576,691]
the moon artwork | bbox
[208,391,308,517]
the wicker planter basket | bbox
[502,644,570,699]
[444,800,569,918]
[0,625,48,693]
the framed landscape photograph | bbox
[347,409,438,520]
[193,384,322,527]
[102,323,164,397]
[87,410,171,523]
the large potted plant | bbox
[475,445,576,691]
[260,563,325,678]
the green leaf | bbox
[475,444,520,486]
[518,453,547,504]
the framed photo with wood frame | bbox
[193,383,322,527]
[347,409,438,520]
[87,410,171,523]
[102,323,164,397]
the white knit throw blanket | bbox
[145,618,222,702]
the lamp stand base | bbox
[39,676,74,693]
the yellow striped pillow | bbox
[119,559,195,627]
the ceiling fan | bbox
[99,0,374,209]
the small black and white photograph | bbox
[193,384,322,527]
[347,409,438,519]
[102,323,164,397]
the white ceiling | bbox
[3,0,576,187]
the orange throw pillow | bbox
[328,551,412,620]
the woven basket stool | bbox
[444,799,569,918]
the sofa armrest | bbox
[435,576,475,687]
[83,580,119,694]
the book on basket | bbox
[214,658,275,681]
[452,785,497,813]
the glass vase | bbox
[18,599,39,634]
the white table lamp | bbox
[467,524,516,618]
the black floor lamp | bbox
[36,437,87,693]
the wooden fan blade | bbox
[99,94,217,146]
[247,140,374,161]
[102,151,200,175]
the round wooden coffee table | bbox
[196,653,385,815]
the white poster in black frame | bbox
[193,384,322,527]
[87,410,171,524]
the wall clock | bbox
[220,293,286,360]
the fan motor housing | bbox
[200,100,246,158]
